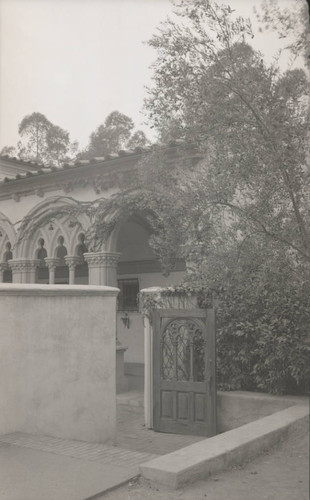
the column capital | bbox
[44,257,60,270]
[64,255,83,270]
[83,251,121,268]
[8,259,40,272]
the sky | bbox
[0,0,300,152]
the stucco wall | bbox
[0,284,118,443]
[0,185,118,226]
[117,270,185,364]
[217,391,296,432]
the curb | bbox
[139,404,309,489]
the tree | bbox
[18,1,308,394]
[82,0,308,393]
[81,111,134,159]
[80,111,151,159]
[17,112,78,166]
[18,112,51,163]
[46,125,78,165]
[138,0,310,394]
[144,0,310,266]
[0,146,17,157]
[254,0,310,68]
[126,130,150,149]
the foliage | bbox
[0,145,17,157]
[17,112,78,166]
[145,0,310,265]
[195,244,310,394]
[139,0,309,394]
[254,0,310,67]
[79,111,150,159]
[14,1,309,395]
[85,150,190,269]
[126,130,150,149]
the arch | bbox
[74,232,89,284]
[55,235,68,262]
[53,235,69,284]
[0,212,16,261]
[36,238,48,262]
[15,196,90,259]
[105,213,155,253]
[35,236,48,260]
[69,225,87,256]
[49,224,70,258]
[74,232,88,257]
[35,238,49,284]
[3,241,13,262]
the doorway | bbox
[152,308,216,437]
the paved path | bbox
[0,432,157,500]
[0,391,204,499]
[100,416,310,500]
[116,391,204,455]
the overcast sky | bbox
[0,0,298,152]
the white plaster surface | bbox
[217,390,303,432]
[117,271,185,364]
[0,284,119,443]
[0,185,118,226]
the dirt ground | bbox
[100,416,309,500]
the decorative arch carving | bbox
[0,212,16,262]
[15,196,90,259]
[74,232,88,257]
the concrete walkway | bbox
[0,391,203,500]
[116,391,204,455]
[0,432,157,500]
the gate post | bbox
[140,287,198,429]
[84,251,128,393]
[83,251,121,286]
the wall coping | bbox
[0,283,119,297]
[140,403,309,489]
[140,287,169,293]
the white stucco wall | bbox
[117,270,185,364]
[0,185,118,226]
[0,284,118,443]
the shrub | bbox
[212,272,310,395]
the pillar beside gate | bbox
[84,251,128,393]
[83,252,121,286]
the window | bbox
[117,278,139,311]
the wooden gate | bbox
[153,309,216,437]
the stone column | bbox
[64,256,82,285]
[29,260,41,283]
[44,257,60,284]
[8,259,40,284]
[84,252,121,286]
[84,251,128,392]
[0,263,8,283]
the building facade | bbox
[0,148,187,389]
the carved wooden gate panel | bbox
[153,309,216,436]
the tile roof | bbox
[0,141,186,184]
